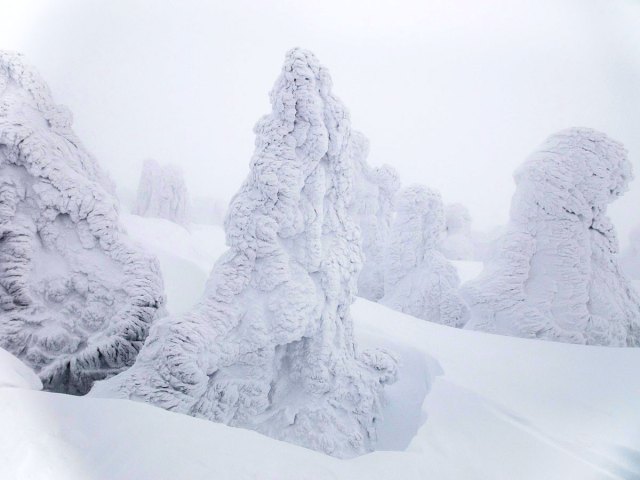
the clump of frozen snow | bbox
[190,195,227,226]
[134,159,190,226]
[0,51,165,394]
[91,48,397,458]
[463,128,640,346]
[381,185,469,327]
[349,131,400,301]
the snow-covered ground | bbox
[1,214,639,479]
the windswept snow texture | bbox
[349,131,400,301]
[134,159,190,225]
[0,51,164,394]
[464,128,640,346]
[92,48,397,458]
[382,185,469,327]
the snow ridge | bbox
[463,128,640,346]
[91,48,397,458]
[349,131,400,301]
[381,185,469,327]
[0,51,165,394]
[134,159,190,226]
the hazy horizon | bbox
[1,0,639,243]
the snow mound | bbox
[0,51,165,394]
[91,48,397,458]
[382,185,469,327]
[349,130,400,301]
[463,128,640,346]
[134,159,190,225]
[0,347,42,390]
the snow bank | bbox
[92,48,397,458]
[349,131,400,301]
[463,128,640,346]
[3,299,639,479]
[0,51,165,393]
[134,159,190,225]
[0,347,42,390]
[382,185,468,327]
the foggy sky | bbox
[1,0,639,243]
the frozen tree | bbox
[349,131,400,300]
[134,159,190,225]
[190,195,227,225]
[463,128,640,346]
[620,225,640,281]
[381,185,469,327]
[0,51,165,394]
[91,48,397,458]
[440,203,476,260]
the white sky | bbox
[1,0,639,242]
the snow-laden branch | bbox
[463,128,640,346]
[0,51,165,393]
[91,48,397,458]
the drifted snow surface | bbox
[2,214,639,479]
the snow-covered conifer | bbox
[190,195,227,225]
[0,51,165,393]
[91,48,397,458]
[134,159,190,225]
[381,185,469,327]
[463,128,640,346]
[349,131,400,300]
[621,225,640,282]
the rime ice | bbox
[0,51,165,394]
[463,128,640,346]
[91,48,397,458]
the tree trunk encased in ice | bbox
[91,48,397,458]
[381,185,469,327]
[0,51,165,394]
[463,128,640,346]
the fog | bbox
[1,0,639,242]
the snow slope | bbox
[1,216,639,479]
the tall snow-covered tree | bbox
[134,159,190,225]
[0,51,165,394]
[381,185,469,327]
[349,131,400,300]
[463,128,640,346]
[91,48,397,458]
[190,195,227,225]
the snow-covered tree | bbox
[134,159,190,225]
[91,48,397,458]
[0,51,165,394]
[381,185,469,327]
[349,131,400,300]
[463,128,640,346]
